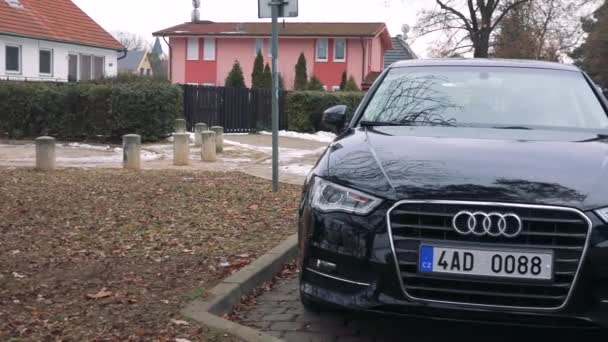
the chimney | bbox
[191,0,201,22]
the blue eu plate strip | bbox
[420,245,434,272]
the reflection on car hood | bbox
[327,126,608,210]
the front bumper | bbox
[298,201,608,328]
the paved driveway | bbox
[237,275,603,342]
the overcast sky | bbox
[72,0,434,56]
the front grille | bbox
[388,201,591,310]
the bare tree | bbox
[493,0,598,61]
[112,31,150,51]
[415,0,530,57]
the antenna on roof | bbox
[191,0,201,23]
[401,24,410,40]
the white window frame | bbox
[254,38,264,56]
[39,48,53,77]
[79,54,105,80]
[5,44,21,74]
[322,85,328,91]
[187,38,199,61]
[316,38,328,62]
[332,85,341,92]
[203,38,215,61]
[333,38,346,62]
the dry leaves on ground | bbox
[0,168,300,341]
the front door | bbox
[68,54,78,82]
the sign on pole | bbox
[258,0,298,18]
[259,0,298,192]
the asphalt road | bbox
[238,275,604,342]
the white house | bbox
[0,0,124,82]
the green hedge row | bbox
[286,91,366,132]
[0,81,182,142]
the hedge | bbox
[286,91,366,132]
[0,80,182,142]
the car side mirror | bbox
[323,105,347,131]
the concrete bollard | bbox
[122,134,141,170]
[0,131,9,144]
[35,136,56,171]
[201,131,217,162]
[175,119,187,134]
[173,133,190,166]
[210,126,224,153]
[194,123,208,146]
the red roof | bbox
[0,0,124,51]
[154,22,393,47]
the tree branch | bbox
[436,0,474,31]
[491,0,530,30]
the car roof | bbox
[390,58,580,72]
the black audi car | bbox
[298,59,608,328]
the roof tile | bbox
[0,0,124,51]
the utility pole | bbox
[259,0,297,192]
[270,0,282,193]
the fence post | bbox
[175,119,187,134]
[201,131,217,162]
[194,123,208,146]
[35,136,56,171]
[210,126,224,153]
[122,134,141,170]
[173,133,190,166]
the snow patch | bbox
[259,130,336,143]
[65,143,115,151]
[281,164,314,176]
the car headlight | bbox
[595,207,608,223]
[311,177,382,215]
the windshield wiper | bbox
[492,125,533,130]
[359,121,413,127]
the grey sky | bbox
[72,0,434,56]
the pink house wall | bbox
[169,34,389,90]
[217,37,316,89]
[170,37,186,84]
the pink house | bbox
[153,21,393,91]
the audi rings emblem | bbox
[452,211,523,238]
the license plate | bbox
[419,245,553,280]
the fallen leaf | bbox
[12,272,26,279]
[170,319,190,326]
[86,288,113,300]
[175,339,192,342]
[249,204,259,210]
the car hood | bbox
[326,126,608,211]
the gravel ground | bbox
[0,168,301,341]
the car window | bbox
[360,66,608,129]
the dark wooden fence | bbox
[182,85,288,133]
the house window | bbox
[140,68,144,76]
[79,55,104,80]
[80,55,92,80]
[5,45,21,73]
[334,39,346,62]
[332,85,341,92]
[146,69,151,76]
[322,85,328,91]
[39,49,53,75]
[187,38,199,60]
[255,38,263,56]
[204,38,215,61]
[93,56,104,79]
[316,38,328,62]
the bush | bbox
[225,61,246,88]
[306,75,325,91]
[286,91,366,132]
[0,81,181,142]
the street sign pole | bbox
[270,0,281,192]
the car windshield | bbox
[360,66,608,129]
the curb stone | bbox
[182,234,298,342]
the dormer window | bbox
[4,0,23,9]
